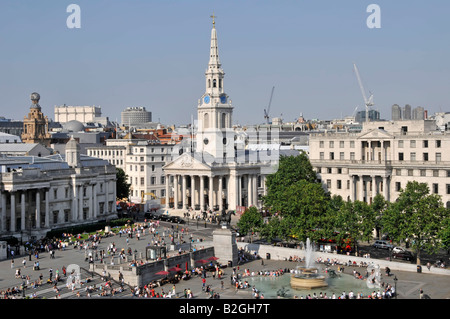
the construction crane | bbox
[141,192,157,204]
[264,86,275,124]
[353,63,374,122]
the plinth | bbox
[213,225,238,267]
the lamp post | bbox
[393,276,398,299]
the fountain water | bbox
[366,264,382,288]
[290,238,328,289]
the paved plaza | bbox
[0,216,449,300]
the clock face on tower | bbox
[220,95,227,104]
[204,96,210,104]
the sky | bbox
[1,0,449,126]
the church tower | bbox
[22,92,52,147]
[196,15,234,160]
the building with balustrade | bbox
[309,119,450,208]
[0,137,117,242]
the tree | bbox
[381,181,449,264]
[116,167,131,200]
[370,193,389,240]
[237,206,263,241]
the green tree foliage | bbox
[116,167,131,200]
[381,181,449,264]
[237,206,263,237]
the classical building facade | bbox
[54,105,102,124]
[309,120,450,208]
[163,18,275,212]
[21,93,51,147]
[0,137,117,241]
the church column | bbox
[218,176,223,211]
[93,183,98,219]
[165,174,170,209]
[89,185,93,220]
[191,175,196,209]
[247,174,253,207]
[35,191,41,229]
[200,175,205,211]
[21,192,26,231]
[182,175,187,209]
[350,175,355,202]
[10,192,16,232]
[253,174,258,207]
[79,185,83,220]
[209,176,214,210]
[174,175,179,209]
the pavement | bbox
[0,215,449,300]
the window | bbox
[330,152,334,160]
[53,189,57,199]
[398,153,404,161]
[436,153,441,163]
[423,153,429,161]
[436,140,441,148]
[329,141,334,148]
[396,169,402,176]
[327,168,332,174]
[420,170,426,177]
[396,182,401,192]
[319,141,324,148]
[447,170,450,178]
[337,168,342,174]
[140,165,144,172]
[350,152,355,160]
[320,152,324,160]
[340,152,345,160]
[151,176,156,185]
[140,178,145,185]
[410,140,416,148]
[410,152,416,162]
[408,169,414,176]
[432,170,439,177]
[337,180,342,189]
[326,180,331,189]
[398,140,404,148]
[350,141,355,148]
[447,184,450,195]
[340,141,345,148]
[423,140,428,148]
[433,183,439,194]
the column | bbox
[182,175,187,209]
[383,176,389,201]
[200,175,205,211]
[35,191,41,229]
[10,192,16,232]
[209,176,214,210]
[174,175,179,209]
[247,174,253,207]
[238,175,242,206]
[253,175,258,207]
[191,175,196,209]
[218,176,223,211]
[93,183,98,218]
[21,192,26,231]
[359,175,365,202]
[165,174,170,209]
[262,175,267,196]
[79,185,83,220]
[45,189,50,228]
[1,193,6,232]
[350,175,355,202]
[89,185,93,220]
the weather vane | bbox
[210,12,217,27]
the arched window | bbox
[213,79,217,88]
[221,113,227,128]
[204,113,209,128]
[208,79,211,88]
[219,79,222,88]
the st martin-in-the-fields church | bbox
[163,15,278,213]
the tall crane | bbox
[264,86,275,124]
[353,63,374,122]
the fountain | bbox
[366,263,382,289]
[290,238,328,289]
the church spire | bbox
[209,13,221,68]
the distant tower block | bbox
[413,106,425,120]
[403,104,412,120]
[391,104,402,121]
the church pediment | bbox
[163,152,212,172]
[358,129,393,140]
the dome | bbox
[62,120,85,132]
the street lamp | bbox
[393,276,398,299]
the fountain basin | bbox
[290,267,328,289]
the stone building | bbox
[0,137,117,241]
[309,119,450,208]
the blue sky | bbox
[1,0,449,125]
